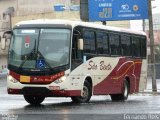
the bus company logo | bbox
[120,4,131,13]
[121,4,129,10]
[133,5,139,11]
[88,60,112,71]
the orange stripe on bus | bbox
[112,62,142,80]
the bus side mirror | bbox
[78,38,83,50]
[1,30,12,50]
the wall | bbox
[0,55,7,74]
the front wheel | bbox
[24,95,45,105]
[71,81,92,103]
[110,80,129,101]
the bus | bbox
[3,19,147,105]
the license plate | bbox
[20,76,30,83]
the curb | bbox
[139,90,160,95]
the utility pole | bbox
[148,0,157,92]
[142,19,145,31]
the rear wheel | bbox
[24,95,45,105]
[110,80,129,101]
[71,81,92,103]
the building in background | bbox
[0,0,16,74]
[146,13,160,78]
[143,13,160,64]
[0,0,131,28]
[130,13,160,53]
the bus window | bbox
[109,34,120,56]
[141,37,147,58]
[121,35,131,56]
[97,32,109,55]
[83,31,96,54]
[132,37,141,57]
[71,29,83,70]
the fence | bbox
[148,63,160,79]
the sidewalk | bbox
[0,73,7,80]
[142,78,160,94]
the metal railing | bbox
[148,63,160,79]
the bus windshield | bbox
[8,28,71,69]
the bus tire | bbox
[71,81,92,103]
[110,80,129,101]
[24,95,45,105]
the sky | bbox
[130,0,160,30]
[152,0,160,14]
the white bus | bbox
[3,19,147,105]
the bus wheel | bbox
[110,80,129,101]
[71,81,92,103]
[24,95,45,105]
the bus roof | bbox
[15,19,146,36]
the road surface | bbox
[0,77,160,120]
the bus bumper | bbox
[7,87,81,97]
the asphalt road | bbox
[0,77,160,120]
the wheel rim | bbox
[124,82,128,97]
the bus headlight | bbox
[54,76,66,84]
[8,75,18,83]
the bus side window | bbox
[84,31,96,54]
[140,37,147,58]
[132,37,141,57]
[72,33,83,59]
[97,32,103,54]
[109,34,120,56]
[103,33,109,55]
[71,30,83,70]
[72,34,78,60]
[121,35,131,56]
[97,32,109,55]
